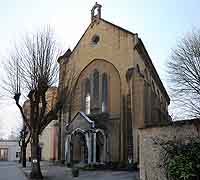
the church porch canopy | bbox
[65,111,107,164]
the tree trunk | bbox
[19,146,22,163]
[21,136,27,168]
[22,144,27,168]
[57,110,61,161]
[30,133,43,179]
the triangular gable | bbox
[66,111,95,134]
[58,16,170,104]
[59,18,136,63]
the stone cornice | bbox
[139,118,200,130]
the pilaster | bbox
[85,133,92,164]
[93,132,96,164]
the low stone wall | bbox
[139,119,200,180]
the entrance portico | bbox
[65,112,106,165]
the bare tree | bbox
[3,27,77,179]
[168,30,200,118]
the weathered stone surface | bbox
[139,119,200,180]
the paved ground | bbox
[46,166,138,180]
[0,161,27,180]
[21,161,139,180]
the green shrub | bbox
[154,138,200,180]
[168,154,196,180]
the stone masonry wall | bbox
[139,119,200,180]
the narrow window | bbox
[81,80,85,111]
[93,70,99,106]
[85,78,91,114]
[136,64,140,73]
[152,81,155,92]
[144,69,148,80]
[157,90,160,99]
[85,94,91,114]
[102,73,108,112]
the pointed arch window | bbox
[85,78,91,114]
[136,64,140,73]
[85,94,91,114]
[102,73,108,112]
[152,81,155,92]
[144,69,148,81]
[93,69,99,105]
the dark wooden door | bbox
[0,148,8,161]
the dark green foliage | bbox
[154,138,200,180]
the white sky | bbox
[0,0,200,138]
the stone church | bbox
[58,3,170,166]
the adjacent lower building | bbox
[24,87,58,161]
[0,139,20,161]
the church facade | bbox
[58,3,170,166]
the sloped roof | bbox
[65,111,95,131]
[101,18,137,36]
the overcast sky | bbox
[0,0,200,138]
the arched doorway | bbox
[71,130,88,163]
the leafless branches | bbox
[2,27,77,178]
[168,30,200,118]
[3,27,60,130]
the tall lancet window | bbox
[85,78,91,114]
[102,73,108,112]
[93,69,99,107]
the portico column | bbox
[64,136,68,162]
[86,133,92,164]
[103,136,106,162]
[93,132,96,164]
[67,135,71,163]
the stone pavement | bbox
[0,161,27,180]
[20,161,139,180]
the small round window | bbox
[91,34,100,45]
